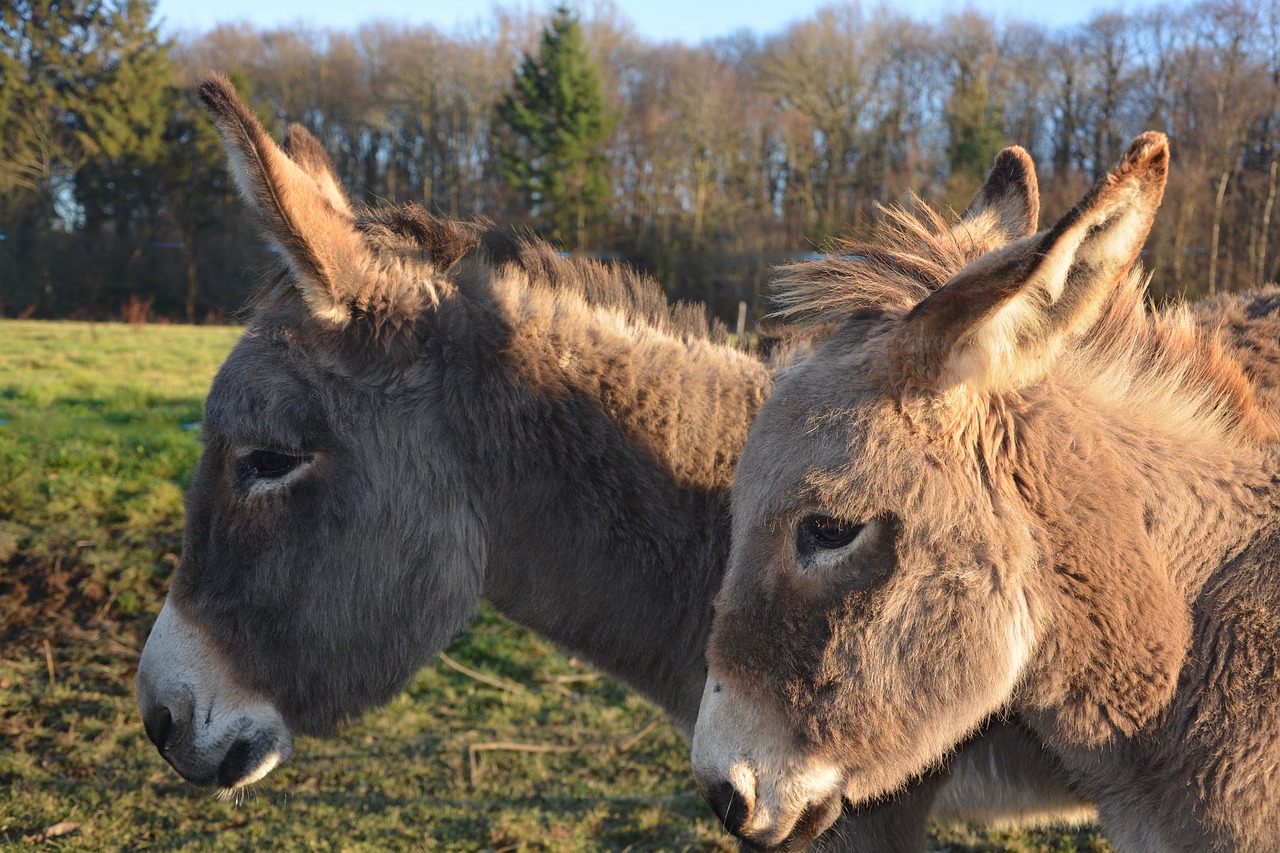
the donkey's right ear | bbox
[198,74,370,327]
[960,146,1040,242]
[890,132,1167,397]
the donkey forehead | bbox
[736,353,919,519]
[203,330,342,448]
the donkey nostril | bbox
[704,779,751,836]
[144,705,174,752]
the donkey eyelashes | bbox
[235,448,316,496]
[795,513,871,570]
[800,515,864,551]
[247,450,311,479]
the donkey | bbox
[692,131,1280,851]
[135,76,1088,849]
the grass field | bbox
[0,320,1112,851]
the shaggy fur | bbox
[141,76,1093,850]
[697,132,1280,850]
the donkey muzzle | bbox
[692,677,846,850]
[136,596,293,789]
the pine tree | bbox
[940,36,1006,212]
[0,0,100,219]
[69,0,182,314]
[0,0,205,315]
[77,0,172,166]
[75,0,177,244]
[496,6,617,250]
[946,73,1004,183]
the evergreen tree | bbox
[75,0,176,246]
[0,1,171,217]
[0,0,182,314]
[77,0,172,167]
[0,0,122,309]
[496,5,617,250]
[946,73,1004,184]
[0,1,101,221]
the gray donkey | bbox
[695,132,1280,850]
[135,75,1089,849]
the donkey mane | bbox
[381,208,725,342]
[244,201,722,351]
[770,200,980,320]
[773,197,1277,446]
[249,201,723,347]
[1072,273,1278,445]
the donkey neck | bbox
[1007,367,1278,786]
[1014,373,1274,607]
[1109,425,1273,601]
[436,273,771,733]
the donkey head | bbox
[692,135,1185,848]
[135,77,485,791]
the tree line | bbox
[3,0,1279,324]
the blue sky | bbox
[154,0,1177,43]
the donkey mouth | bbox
[154,726,292,791]
[776,796,845,851]
[729,794,845,852]
[214,731,289,789]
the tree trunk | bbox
[185,251,199,322]
[1256,154,1279,285]
[1172,193,1194,293]
[1209,159,1232,296]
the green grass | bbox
[0,319,1111,851]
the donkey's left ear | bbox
[198,74,372,327]
[960,145,1040,242]
[282,122,354,219]
[893,132,1168,395]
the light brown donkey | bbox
[693,132,1280,850]
[136,76,1089,849]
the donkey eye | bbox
[798,514,864,553]
[245,450,310,480]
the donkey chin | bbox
[136,597,294,792]
[691,679,847,851]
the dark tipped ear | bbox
[892,132,1168,395]
[197,74,370,326]
[282,122,353,218]
[961,146,1040,242]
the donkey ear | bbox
[198,74,370,327]
[282,122,354,218]
[960,145,1040,242]
[893,132,1168,395]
